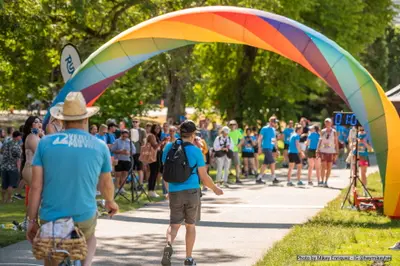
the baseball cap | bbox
[180,120,197,134]
[121,129,129,134]
[222,126,230,134]
[229,120,237,125]
[108,122,118,128]
[324,118,332,123]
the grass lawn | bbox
[0,199,27,247]
[255,172,400,266]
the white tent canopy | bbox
[386,84,400,102]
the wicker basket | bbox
[32,226,87,261]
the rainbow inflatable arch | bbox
[49,6,400,217]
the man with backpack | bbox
[161,120,223,266]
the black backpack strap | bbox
[181,141,198,175]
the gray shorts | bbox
[169,189,201,225]
[232,152,240,166]
[262,149,275,165]
[1,170,19,189]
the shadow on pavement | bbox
[95,234,244,266]
[112,215,298,229]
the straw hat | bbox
[50,92,99,121]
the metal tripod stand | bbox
[341,126,373,209]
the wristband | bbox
[28,217,39,225]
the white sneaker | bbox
[120,188,127,194]
[149,191,160,198]
[389,242,400,250]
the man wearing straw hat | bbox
[26,92,119,266]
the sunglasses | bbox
[326,133,330,139]
[33,120,41,124]
[132,121,139,123]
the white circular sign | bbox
[60,44,81,83]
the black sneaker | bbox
[184,257,197,265]
[161,244,173,266]
[272,178,280,184]
[256,179,266,184]
[235,179,243,184]
[13,193,24,200]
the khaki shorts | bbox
[40,215,97,240]
[169,189,201,225]
[232,152,240,166]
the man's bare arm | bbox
[198,167,223,195]
[28,166,44,220]
[99,172,115,201]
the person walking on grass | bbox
[306,125,321,186]
[257,116,279,185]
[316,118,339,188]
[112,129,135,195]
[26,92,119,266]
[130,117,147,187]
[354,127,371,196]
[287,126,305,186]
[1,131,22,203]
[161,120,223,266]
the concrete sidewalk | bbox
[0,166,378,266]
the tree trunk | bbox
[166,67,186,123]
[165,47,193,124]
[229,45,258,127]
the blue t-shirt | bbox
[96,133,107,143]
[354,133,369,158]
[160,132,170,141]
[283,128,294,144]
[106,133,116,156]
[288,133,300,154]
[307,132,320,150]
[161,132,180,141]
[260,125,276,150]
[32,129,112,222]
[162,141,205,192]
[336,125,349,143]
[242,136,255,153]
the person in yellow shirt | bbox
[194,135,210,191]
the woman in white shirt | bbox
[317,118,339,187]
[213,126,233,187]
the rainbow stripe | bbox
[50,6,400,217]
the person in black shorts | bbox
[239,128,257,177]
[252,127,259,174]
[130,117,147,186]
[111,129,135,194]
[287,126,305,186]
[282,120,294,167]
[299,117,309,166]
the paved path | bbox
[0,166,378,266]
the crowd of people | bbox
[81,113,370,198]
[0,111,371,205]
[0,91,372,266]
